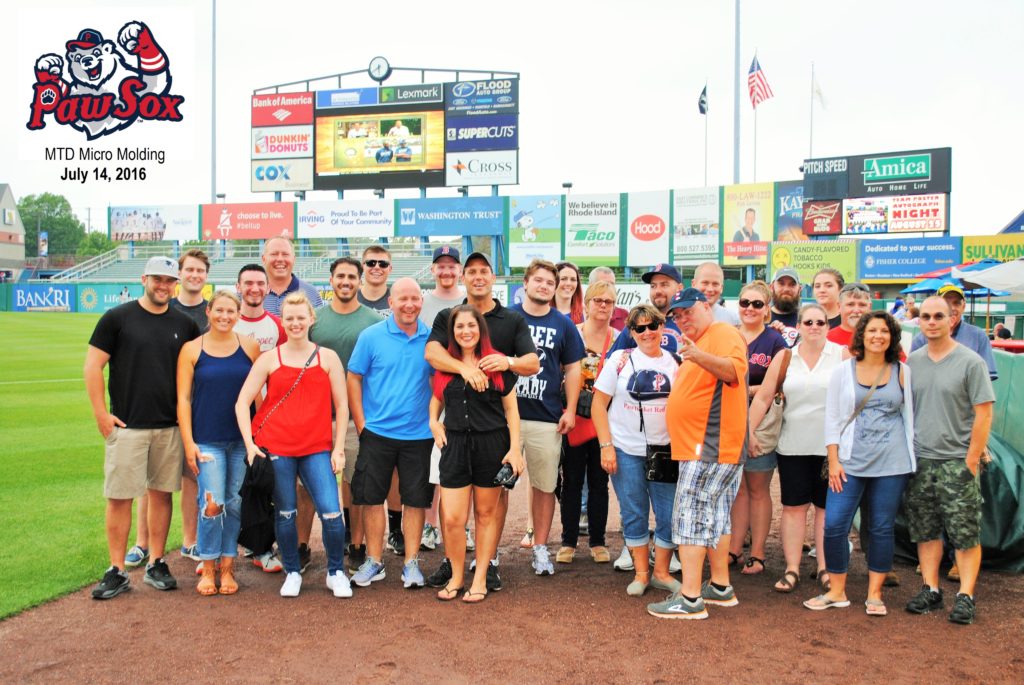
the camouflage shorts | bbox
[903,458,982,549]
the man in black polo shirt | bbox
[85,256,200,599]
[423,252,539,591]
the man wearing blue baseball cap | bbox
[608,263,684,356]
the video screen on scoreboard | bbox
[314,109,445,190]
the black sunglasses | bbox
[631,322,662,333]
[801,319,827,327]
[739,299,766,309]
[364,259,390,268]
[919,313,947,321]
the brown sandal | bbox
[773,570,800,593]
[219,559,238,595]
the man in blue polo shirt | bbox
[910,283,998,380]
[347,277,434,589]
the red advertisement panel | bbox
[888,194,946,233]
[201,203,294,241]
[723,241,769,261]
[802,200,842,236]
[251,92,314,126]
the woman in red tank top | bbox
[235,293,351,599]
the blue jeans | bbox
[270,451,346,575]
[609,448,675,549]
[824,472,910,574]
[195,440,247,560]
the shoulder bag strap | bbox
[253,345,320,442]
[839,362,888,437]
[775,348,792,395]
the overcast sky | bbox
[2,0,1021,235]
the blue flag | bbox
[698,85,708,114]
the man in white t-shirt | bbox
[420,246,465,327]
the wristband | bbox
[599,441,613,449]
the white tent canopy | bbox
[953,258,1024,294]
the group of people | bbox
[85,243,997,624]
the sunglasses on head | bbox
[631,322,662,333]
[739,299,766,309]
[840,282,869,294]
[801,319,827,327]
[364,259,390,268]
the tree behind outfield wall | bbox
[17,193,86,257]
[76,231,119,258]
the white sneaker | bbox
[280,571,302,597]
[669,551,682,574]
[614,547,634,572]
[420,524,440,551]
[465,526,475,551]
[254,551,283,573]
[327,570,353,598]
[532,545,554,576]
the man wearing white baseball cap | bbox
[85,257,200,599]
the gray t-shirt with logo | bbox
[909,344,995,461]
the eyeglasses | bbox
[590,298,615,307]
[738,299,766,309]
[364,259,390,269]
[840,283,869,294]
[801,319,827,327]
[631,322,662,333]
[919,313,947,321]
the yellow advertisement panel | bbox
[963,235,1024,262]
[722,183,773,266]
[769,241,858,286]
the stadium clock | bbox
[368,56,392,83]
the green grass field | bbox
[0,312,184,618]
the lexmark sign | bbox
[848,147,951,197]
[861,154,931,184]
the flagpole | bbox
[732,0,741,184]
[704,80,709,187]
[753,50,758,182]
[809,61,815,158]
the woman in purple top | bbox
[729,281,789,576]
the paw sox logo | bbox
[27,21,185,140]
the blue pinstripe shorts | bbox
[671,460,743,547]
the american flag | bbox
[748,56,774,108]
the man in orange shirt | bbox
[647,288,749,620]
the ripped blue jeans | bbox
[269,451,346,575]
[195,440,247,560]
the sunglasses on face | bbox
[801,319,827,327]
[364,259,390,269]
[631,322,662,333]
[739,299,766,309]
[919,313,947,321]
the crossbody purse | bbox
[252,345,320,453]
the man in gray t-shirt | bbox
[904,296,994,625]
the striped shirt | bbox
[263,275,323,316]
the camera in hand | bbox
[493,463,518,489]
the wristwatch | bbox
[599,441,614,449]
[506,356,515,371]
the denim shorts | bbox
[743,449,777,473]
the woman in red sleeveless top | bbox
[235,293,351,599]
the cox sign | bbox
[250,158,313,192]
[630,214,666,241]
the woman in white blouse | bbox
[749,303,844,593]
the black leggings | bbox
[559,436,608,547]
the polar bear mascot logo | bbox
[28,22,182,139]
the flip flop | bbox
[741,556,765,575]
[865,599,888,617]
[773,570,800,593]
[436,585,464,602]
[462,590,488,603]
[803,594,851,611]
[728,552,743,567]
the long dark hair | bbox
[432,305,505,398]
[850,310,902,364]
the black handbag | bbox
[629,355,679,483]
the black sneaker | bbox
[949,593,976,625]
[387,530,406,556]
[298,543,312,573]
[486,562,502,592]
[143,559,178,591]
[905,586,943,614]
[347,544,366,573]
[427,557,454,588]
[91,566,130,600]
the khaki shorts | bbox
[328,419,360,483]
[520,419,561,493]
[103,426,184,499]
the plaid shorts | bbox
[671,460,743,547]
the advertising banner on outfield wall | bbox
[769,241,858,286]
[396,197,504,236]
[843,197,889,235]
[445,114,519,152]
[887,194,947,233]
[859,236,962,282]
[802,200,842,236]
[444,151,518,186]
[250,159,314,193]
[564,193,622,267]
[848,147,952,197]
[507,195,562,267]
[109,205,198,242]
[252,92,314,126]
[200,203,294,241]
[296,200,395,239]
[444,79,519,116]
[963,235,1024,262]
[625,191,671,267]
[252,125,313,159]
[12,283,75,312]
[77,284,144,313]
[672,187,719,266]
[774,181,807,241]
[722,183,773,266]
